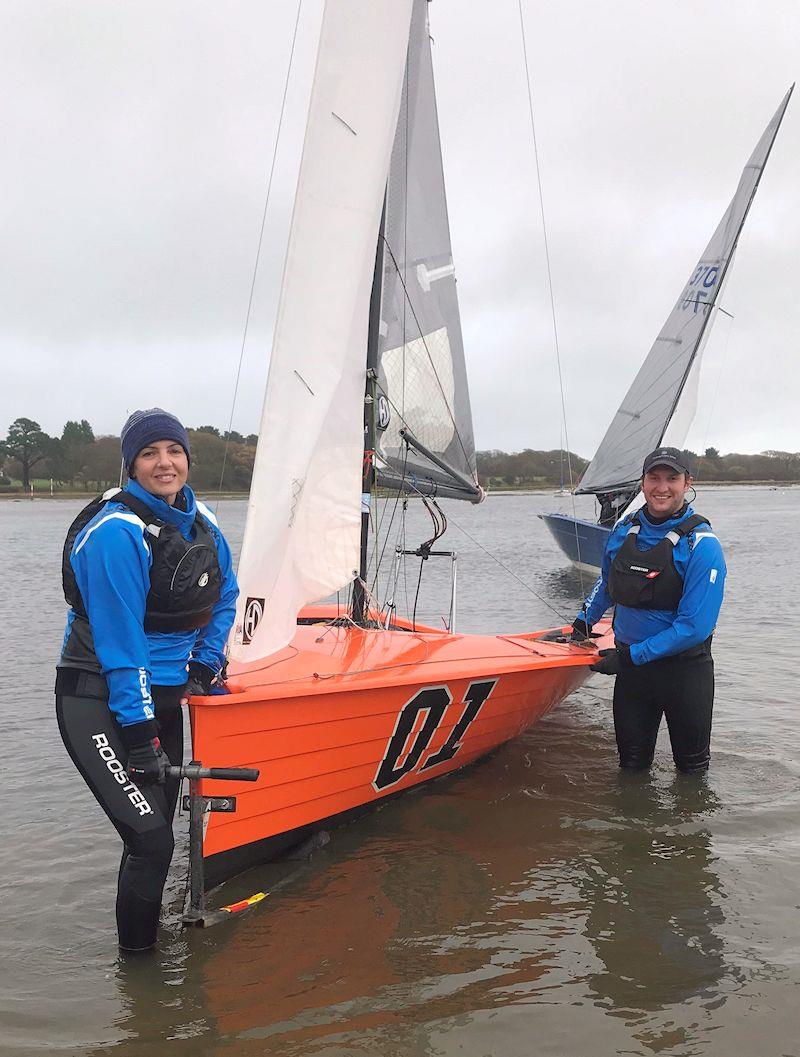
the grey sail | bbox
[373,0,482,503]
[576,86,793,496]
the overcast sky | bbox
[2,0,797,459]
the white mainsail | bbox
[576,86,793,496]
[230,0,414,662]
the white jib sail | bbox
[230,0,413,663]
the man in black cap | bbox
[571,446,726,773]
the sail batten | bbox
[576,86,793,496]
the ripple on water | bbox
[1,490,799,1056]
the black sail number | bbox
[373,679,498,792]
[421,679,497,771]
[373,686,451,791]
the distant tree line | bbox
[2,418,800,494]
[477,449,589,489]
[0,417,257,493]
[476,446,800,489]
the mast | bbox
[352,201,387,626]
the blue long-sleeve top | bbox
[62,479,239,728]
[579,504,726,665]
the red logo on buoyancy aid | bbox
[630,565,660,578]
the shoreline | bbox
[2,480,797,501]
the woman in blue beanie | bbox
[56,408,239,951]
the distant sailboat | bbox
[540,85,793,575]
[185,0,612,904]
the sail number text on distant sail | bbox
[373,679,498,791]
[681,262,719,315]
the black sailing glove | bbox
[590,645,633,676]
[181,660,218,702]
[127,737,169,785]
[570,617,592,642]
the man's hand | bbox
[127,737,169,785]
[589,645,633,675]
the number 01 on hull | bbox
[190,608,612,889]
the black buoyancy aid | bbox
[62,488,223,632]
[608,511,711,610]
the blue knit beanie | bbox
[121,408,191,475]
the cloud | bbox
[2,0,798,457]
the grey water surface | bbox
[1,488,797,1057]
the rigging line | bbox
[400,497,411,620]
[381,237,475,475]
[370,427,408,547]
[516,0,585,596]
[411,555,425,632]
[353,576,384,623]
[365,374,380,600]
[214,0,304,514]
[370,443,409,594]
[407,485,572,625]
[419,493,446,551]
[410,492,446,630]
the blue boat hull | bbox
[538,513,609,576]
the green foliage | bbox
[0,417,55,488]
[82,436,123,490]
[477,449,589,489]
[476,447,800,489]
[1,416,261,493]
[187,429,254,492]
[5,413,800,495]
[62,419,95,446]
[47,420,98,485]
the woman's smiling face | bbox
[131,439,189,505]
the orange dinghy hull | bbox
[190,608,612,887]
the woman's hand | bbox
[180,661,230,704]
[127,738,169,784]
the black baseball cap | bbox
[641,446,692,477]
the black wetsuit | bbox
[56,483,238,950]
[56,671,183,949]
[612,649,714,773]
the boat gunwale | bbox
[192,622,613,705]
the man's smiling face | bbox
[642,465,691,518]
